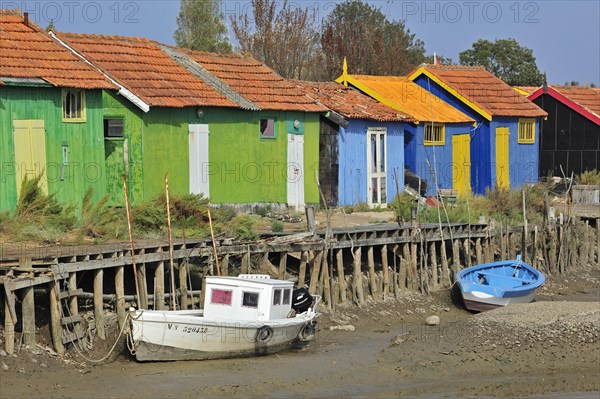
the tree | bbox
[230,0,319,79]
[459,38,543,86]
[320,0,426,79]
[174,0,232,53]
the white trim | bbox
[48,31,150,113]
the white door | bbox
[367,128,387,207]
[287,134,305,209]
[189,124,210,198]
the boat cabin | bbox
[203,275,294,322]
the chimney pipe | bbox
[24,12,29,27]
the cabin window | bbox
[273,289,281,306]
[424,123,445,145]
[242,292,259,308]
[62,89,86,122]
[210,289,233,305]
[518,118,535,144]
[282,288,291,305]
[104,118,124,138]
[260,118,276,138]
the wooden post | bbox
[68,272,82,336]
[137,263,149,310]
[381,245,389,300]
[439,239,451,287]
[179,260,189,310]
[475,238,483,265]
[429,242,438,289]
[93,269,105,340]
[336,249,347,303]
[20,257,36,349]
[320,252,331,308]
[305,205,316,232]
[155,259,165,310]
[221,254,229,276]
[309,251,323,294]
[462,239,470,268]
[114,266,126,330]
[278,253,287,280]
[352,247,364,304]
[367,246,378,299]
[3,288,15,355]
[241,252,250,274]
[410,213,418,291]
[499,221,506,259]
[392,245,399,297]
[49,280,65,355]
[452,239,461,277]
[298,251,308,287]
[401,243,410,290]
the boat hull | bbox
[129,310,312,362]
[455,258,545,313]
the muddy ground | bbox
[1,263,598,398]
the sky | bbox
[1,0,598,86]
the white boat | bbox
[128,274,320,361]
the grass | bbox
[576,169,600,185]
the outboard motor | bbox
[291,287,313,313]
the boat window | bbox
[282,289,291,305]
[273,289,281,305]
[211,289,233,305]
[242,292,259,308]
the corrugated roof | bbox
[56,32,238,108]
[293,80,413,122]
[0,10,116,89]
[336,74,473,123]
[181,50,327,112]
[408,65,547,119]
[550,85,600,117]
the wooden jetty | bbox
[1,216,598,356]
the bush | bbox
[577,170,600,185]
[271,220,284,232]
[229,214,259,241]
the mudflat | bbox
[1,271,598,398]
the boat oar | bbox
[165,174,177,311]
[122,175,141,310]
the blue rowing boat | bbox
[455,256,545,312]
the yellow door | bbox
[495,127,509,189]
[452,134,471,196]
[13,120,48,197]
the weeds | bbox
[576,169,600,185]
[271,220,284,232]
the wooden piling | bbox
[20,257,36,349]
[352,247,365,304]
[155,259,165,310]
[114,266,126,330]
[452,239,461,277]
[68,272,82,336]
[462,239,470,268]
[298,251,308,287]
[367,246,378,299]
[137,262,149,310]
[439,239,450,287]
[320,251,332,308]
[179,260,189,310]
[241,252,250,274]
[429,242,438,289]
[475,238,483,265]
[400,243,410,290]
[93,269,106,340]
[48,280,65,355]
[381,245,389,300]
[278,253,287,280]
[336,248,347,302]
[499,221,506,259]
[309,251,323,295]
[221,254,229,276]
[3,287,15,355]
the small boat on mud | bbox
[128,274,320,361]
[455,256,545,312]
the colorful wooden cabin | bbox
[52,32,326,211]
[527,86,599,177]
[0,10,117,213]
[408,65,548,194]
[336,62,475,197]
[294,80,414,207]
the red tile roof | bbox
[529,85,600,125]
[293,80,414,122]
[181,50,327,112]
[56,32,238,108]
[408,65,547,119]
[550,86,600,116]
[513,86,540,96]
[0,10,115,89]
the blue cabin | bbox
[295,81,412,207]
[334,70,475,197]
[408,65,548,194]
